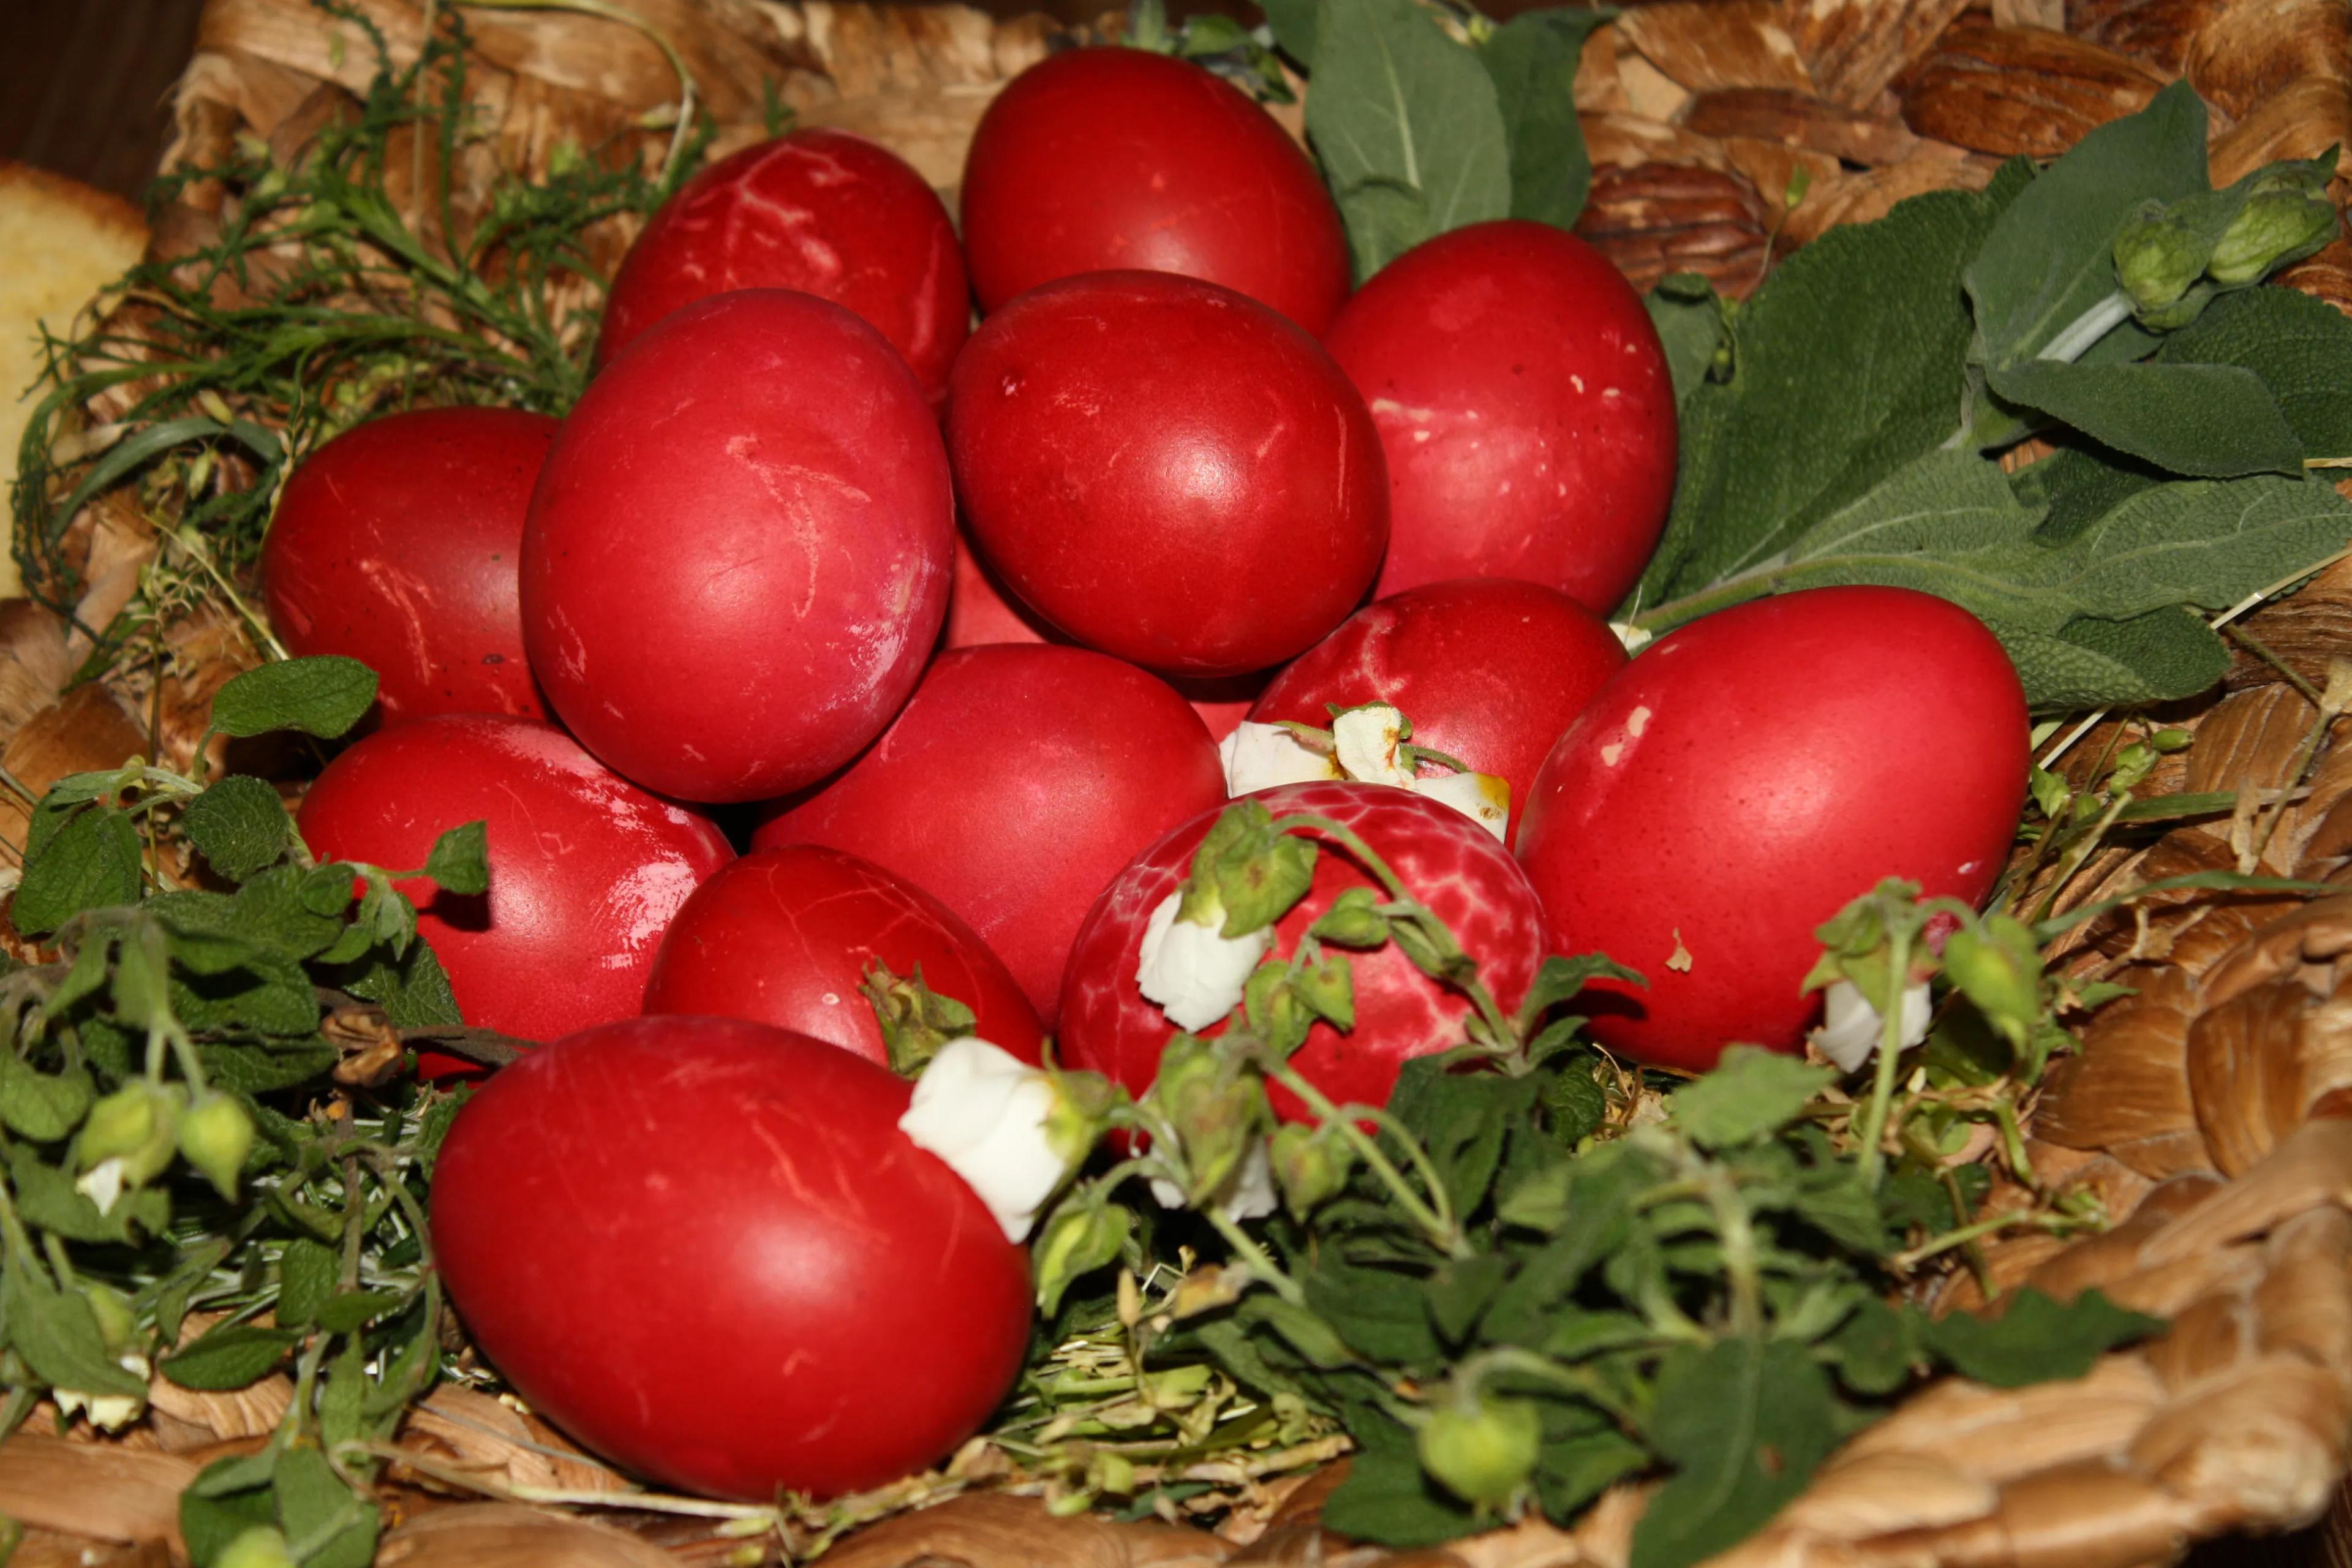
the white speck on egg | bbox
[1627,706,1652,737]
[1600,741,1624,766]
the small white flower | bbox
[1412,770,1511,842]
[1810,978,1933,1072]
[1331,705,1416,787]
[1137,891,1274,1031]
[1150,1136,1278,1222]
[898,1038,1076,1242]
[75,1157,126,1216]
[54,1353,150,1432]
[1221,722,1338,795]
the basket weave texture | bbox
[5,0,2352,1564]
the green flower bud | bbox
[1417,1395,1542,1510]
[177,1092,256,1200]
[2209,188,2339,286]
[2114,211,2207,311]
[74,1083,183,1188]
[1147,1036,1268,1202]
[214,1525,297,1568]
[1941,914,2043,1049]
[1268,1122,1354,1220]
[82,1283,140,1356]
[1033,1200,1131,1316]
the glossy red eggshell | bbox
[429,1015,1032,1500]
[261,407,554,724]
[948,271,1387,678]
[959,47,1349,333]
[522,289,953,803]
[596,129,969,404]
[295,716,733,1054]
[1251,578,1627,848]
[753,644,1227,1024]
[1323,221,1676,612]
[1513,587,2031,1071]
[1059,780,1547,1122]
[642,844,1044,1066]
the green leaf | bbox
[160,1324,302,1391]
[195,1040,341,1096]
[1304,1260,1444,1371]
[1540,1056,1608,1146]
[1242,1294,1362,1371]
[1634,182,2016,611]
[1423,1254,1511,1346]
[315,1289,405,1335]
[1671,1047,1836,1150]
[276,1238,339,1329]
[9,1143,169,1243]
[1966,82,2209,367]
[422,820,489,896]
[1321,1403,1480,1547]
[0,1053,94,1142]
[1,1255,149,1398]
[1386,1061,1541,1215]
[182,777,293,881]
[1921,1287,2163,1387]
[1985,359,2302,478]
[1262,0,1316,64]
[1997,605,2232,712]
[1645,274,1728,406]
[16,804,143,935]
[208,657,379,740]
[1630,1337,1839,1568]
[1826,1295,1923,1396]
[2160,283,2352,461]
[181,1458,278,1567]
[274,1443,379,1568]
[1516,952,1645,1033]
[327,935,463,1030]
[2030,473,2352,625]
[1306,0,1510,279]
[1479,8,1613,232]
[1533,1426,1648,1519]
[1788,1163,1890,1255]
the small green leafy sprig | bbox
[0,654,500,1568]
[10,1,710,672]
[1009,802,2169,1566]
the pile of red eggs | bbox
[265,44,2031,1505]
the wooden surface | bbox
[0,0,203,200]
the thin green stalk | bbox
[1201,1207,1305,1306]
[1266,1062,1465,1257]
[1854,919,1915,1190]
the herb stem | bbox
[1200,1207,1305,1306]
[1269,1063,1467,1257]
[2035,288,2134,364]
[1853,918,1915,1190]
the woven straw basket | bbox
[6,0,2352,1564]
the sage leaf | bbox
[159,1324,302,1390]
[1965,81,2208,368]
[1632,178,2021,611]
[1321,1405,1479,1547]
[1479,8,1613,231]
[209,655,379,739]
[0,1053,94,1142]
[276,1237,339,1328]
[2,1257,148,1398]
[1645,274,1728,406]
[182,775,292,881]
[1985,360,2301,478]
[1630,1338,1838,1568]
[16,804,142,936]
[1306,0,1510,279]
[2162,283,2352,461]
[274,1443,380,1568]
[1262,0,1317,65]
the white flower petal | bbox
[1809,978,1934,1072]
[1412,769,1511,841]
[75,1157,125,1216]
[1221,722,1338,796]
[898,1038,1074,1243]
[1148,1137,1278,1223]
[1137,892,1273,1031]
[1331,706,1415,787]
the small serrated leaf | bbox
[1921,1287,2162,1387]
[16,804,142,935]
[422,820,489,896]
[159,1324,302,1391]
[182,775,292,881]
[209,656,379,740]
[1670,1047,1836,1149]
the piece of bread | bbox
[0,161,147,600]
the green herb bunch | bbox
[9,2,707,660]
[0,655,495,1568]
[1009,801,2185,1567]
